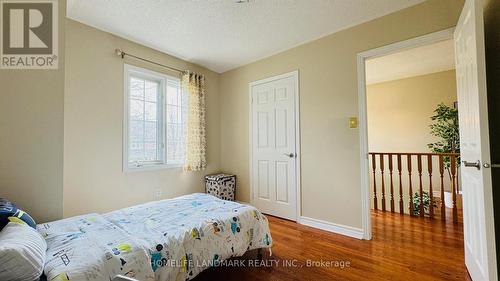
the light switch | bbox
[349,117,358,129]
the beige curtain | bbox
[182,71,207,171]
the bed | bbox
[37,193,273,281]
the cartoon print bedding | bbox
[38,214,154,281]
[37,193,273,281]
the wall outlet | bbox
[154,188,162,200]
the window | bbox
[124,64,186,171]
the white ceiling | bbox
[365,39,455,85]
[67,0,425,73]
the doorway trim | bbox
[357,28,455,240]
[248,70,301,221]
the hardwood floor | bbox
[196,210,470,281]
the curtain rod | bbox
[115,48,186,74]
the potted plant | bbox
[412,191,432,216]
[427,103,460,207]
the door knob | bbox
[283,153,295,158]
[463,160,481,170]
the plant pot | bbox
[444,191,463,209]
[444,191,453,208]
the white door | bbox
[250,72,298,221]
[455,0,497,280]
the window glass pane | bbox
[145,81,158,102]
[129,143,144,162]
[176,89,181,107]
[127,70,163,166]
[144,121,157,142]
[167,85,178,105]
[177,124,184,142]
[144,142,157,161]
[167,123,175,141]
[165,80,186,165]
[167,141,185,163]
[130,99,144,120]
[130,77,144,99]
[127,71,184,168]
[167,142,175,160]
[167,105,179,123]
[130,120,144,140]
[178,105,183,124]
[129,120,144,162]
[145,101,157,121]
[167,142,180,161]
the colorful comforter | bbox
[37,214,154,281]
[37,193,273,281]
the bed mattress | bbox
[37,193,273,281]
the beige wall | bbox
[219,0,463,229]
[367,70,457,153]
[63,20,220,217]
[0,0,66,223]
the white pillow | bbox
[0,222,47,281]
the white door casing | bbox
[357,28,456,240]
[250,71,299,221]
[455,0,497,280]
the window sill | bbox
[123,163,183,173]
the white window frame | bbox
[123,64,184,172]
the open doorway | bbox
[357,29,459,241]
[365,38,461,221]
[357,29,469,277]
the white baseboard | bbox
[298,216,364,240]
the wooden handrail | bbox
[369,152,460,156]
[369,152,460,222]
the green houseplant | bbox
[412,192,431,216]
[416,103,460,214]
[427,103,460,179]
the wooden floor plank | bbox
[196,210,470,281]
